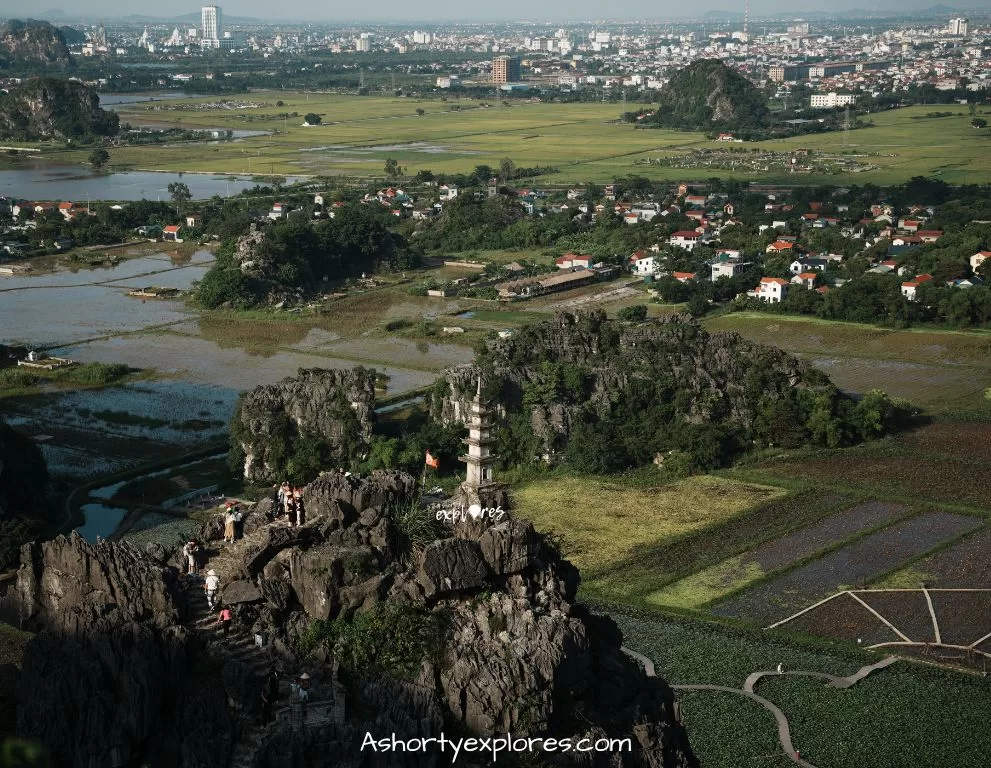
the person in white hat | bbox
[204,569,220,610]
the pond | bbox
[0,251,215,347]
[76,503,128,542]
[0,166,304,201]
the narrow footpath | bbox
[621,646,899,768]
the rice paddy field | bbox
[27,94,991,186]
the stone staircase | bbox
[184,512,346,768]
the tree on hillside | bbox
[167,182,191,214]
[384,158,403,179]
[304,113,322,125]
[88,147,109,170]
[499,157,516,182]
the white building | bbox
[356,34,372,52]
[810,92,856,108]
[669,230,703,251]
[756,277,790,303]
[948,18,969,36]
[439,184,459,200]
[630,253,657,276]
[201,5,222,49]
[412,31,433,45]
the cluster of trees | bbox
[195,204,418,309]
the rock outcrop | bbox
[433,310,835,459]
[0,77,118,141]
[641,58,770,130]
[231,367,377,484]
[0,20,71,68]
[10,471,697,768]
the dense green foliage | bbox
[470,312,911,475]
[196,205,418,308]
[641,60,770,131]
[295,603,448,680]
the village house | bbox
[669,230,703,251]
[555,253,594,270]
[789,257,827,274]
[766,240,796,255]
[971,251,991,272]
[630,251,657,276]
[901,274,933,301]
[269,202,288,220]
[917,230,944,244]
[755,277,790,303]
[791,271,819,289]
[439,184,459,200]
[672,271,697,283]
[163,225,183,243]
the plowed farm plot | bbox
[653,501,909,609]
[855,590,937,643]
[713,512,982,625]
[878,527,991,588]
[775,592,903,645]
[929,591,991,646]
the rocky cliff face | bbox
[0,20,71,68]
[0,419,52,569]
[433,311,824,458]
[0,77,118,141]
[231,367,377,484]
[10,471,697,768]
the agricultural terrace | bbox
[41,95,991,186]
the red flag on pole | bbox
[425,451,439,469]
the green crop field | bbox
[613,609,991,768]
[32,94,991,186]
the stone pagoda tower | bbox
[459,378,498,488]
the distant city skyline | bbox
[0,1,987,24]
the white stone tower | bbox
[459,378,498,487]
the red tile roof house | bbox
[791,271,819,289]
[669,230,703,250]
[901,274,933,301]
[163,225,183,243]
[756,277,790,303]
[917,230,944,243]
[672,272,697,283]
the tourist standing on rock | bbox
[182,539,199,575]
[223,503,236,543]
[293,488,305,527]
[287,491,298,527]
[278,481,290,516]
[233,504,244,539]
[218,606,232,636]
[204,569,220,610]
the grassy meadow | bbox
[19,93,986,186]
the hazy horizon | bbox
[0,1,985,25]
